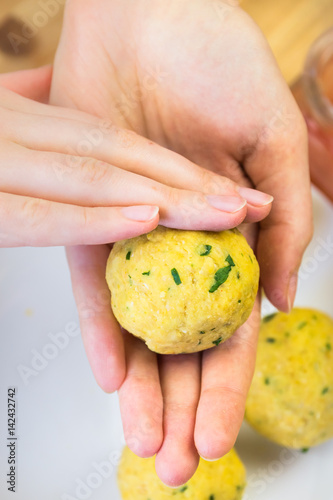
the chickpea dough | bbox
[246,308,333,449]
[106,226,259,354]
[118,446,246,500]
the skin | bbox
[0,67,270,247]
[50,0,313,487]
[0,65,270,481]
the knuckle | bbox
[164,397,198,416]
[113,127,140,149]
[21,197,50,230]
[80,206,92,230]
[79,158,111,186]
[199,168,217,193]
[163,185,182,207]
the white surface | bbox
[0,187,333,500]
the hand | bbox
[0,67,267,247]
[50,0,313,486]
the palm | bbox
[54,0,291,179]
[51,0,310,486]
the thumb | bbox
[0,65,52,103]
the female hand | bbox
[0,67,270,248]
[50,0,313,486]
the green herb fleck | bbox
[209,266,232,293]
[226,254,235,267]
[236,485,245,491]
[237,272,240,279]
[298,321,307,330]
[126,251,131,260]
[198,340,202,345]
[212,337,222,346]
[179,485,188,493]
[326,343,332,351]
[301,448,309,453]
[248,254,253,263]
[199,244,212,256]
[263,313,277,323]
[211,328,216,331]
[200,331,205,335]
[171,268,182,285]
[322,386,329,395]
[209,496,215,500]
[142,271,151,276]
[128,275,133,285]
[238,299,242,303]
[266,337,276,343]
[264,377,270,385]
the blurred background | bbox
[0,0,332,84]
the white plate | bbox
[0,187,333,500]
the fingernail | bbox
[201,455,220,462]
[206,195,246,213]
[238,187,274,207]
[287,272,298,312]
[121,205,159,222]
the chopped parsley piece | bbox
[179,485,188,493]
[128,275,133,285]
[238,299,241,303]
[142,271,151,276]
[237,271,240,279]
[326,343,332,351]
[211,328,216,331]
[200,331,205,334]
[298,321,307,330]
[236,485,245,491]
[126,251,131,260]
[264,377,270,385]
[322,386,329,395]
[199,244,212,256]
[226,254,235,267]
[209,266,232,293]
[248,254,253,263]
[209,496,215,500]
[262,313,277,323]
[212,337,222,346]
[266,337,276,343]
[171,268,182,285]
[198,340,202,345]
[301,448,309,453]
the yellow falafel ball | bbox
[245,308,333,449]
[106,226,259,354]
[117,446,246,500]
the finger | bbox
[0,142,248,231]
[0,191,159,247]
[244,107,313,312]
[66,245,125,393]
[118,333,163,458]
[0,66,52,103]
[1,109,273,223]
[155,354,201,487]
[195,297,261,460]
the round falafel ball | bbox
[245,308,333,449]
[106,226,259,354]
